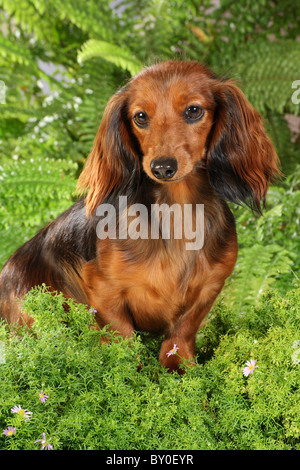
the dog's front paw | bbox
[159,340,196,374]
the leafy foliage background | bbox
[0,0,299,450]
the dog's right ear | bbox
[77,89,141,216]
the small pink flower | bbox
[243,359,258,377]
[3,426,16,437]
[35,432,53,450]
[11,405,32,421]
[39,390,49,403]
[166,344,179,357]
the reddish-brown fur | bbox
[0,61,279,373]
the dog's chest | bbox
[114,248,202,333]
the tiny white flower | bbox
[73,96,83,104]
[37,79,44,89]
[43,115,54,123]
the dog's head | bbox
[78,60,279,214]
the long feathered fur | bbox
[0,60,279,373]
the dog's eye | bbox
[133,111,149,128]
[184,105,204,123]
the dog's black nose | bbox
[150,158,178,180]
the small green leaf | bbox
[77,40,142,77]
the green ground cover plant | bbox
[0,0,299,450]
[0,286,299,450]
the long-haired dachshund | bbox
[0,61,279,373]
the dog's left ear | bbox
[207,80,280,212]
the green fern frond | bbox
[265,111,300,173]
[0,34,36,66]
[32,0,114,40]
[234,40,300,115]
[224,243,293,313]
[0,157,77,266]
[77,39,143,76]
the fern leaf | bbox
[0,34,36,66]
[233,40,300,115]
[0,157,77,266]
[77,39,142,76]
[224,243,293,313]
